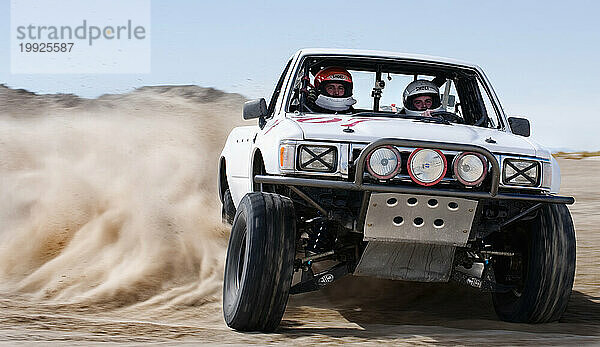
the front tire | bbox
[492,203,576,323]
[223,192,296,332]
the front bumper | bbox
[255,138,575,205]
[255,174,574,204]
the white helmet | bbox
[402,80,443,116]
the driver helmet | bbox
[313,67,356,111]
[402,79,443,116]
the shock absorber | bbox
[306,219,336,254]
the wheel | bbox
[492,204,576,323]
[430,110,464,124]
[223,192,296,332]
[221,189,236,225]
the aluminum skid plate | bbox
[364,193,478,246]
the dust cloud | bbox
[0,85,245,308]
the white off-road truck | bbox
[219,49,576,332]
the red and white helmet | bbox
[314,67,353,98]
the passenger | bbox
[306,67,356,113]
[401,80,444,117]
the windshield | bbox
[287,55,504,129]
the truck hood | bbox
[288,114,544,158]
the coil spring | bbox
[306,219,335,254]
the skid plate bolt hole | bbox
[448,202,459,211]
[393,216,404,226]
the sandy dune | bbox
[0,85,598,345]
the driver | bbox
[306,67,357,113]
[401,79,444,117]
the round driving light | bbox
[408,148,447,186]
[453,152,487,186]
[366,146,401,180]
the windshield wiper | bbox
[350,111,400,118]
[350,112,451,125]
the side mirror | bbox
[508,117,531,137]
[243,98,268,120]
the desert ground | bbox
[0,85,598,345]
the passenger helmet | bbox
[403,79,442,112]
[314,67,353,98]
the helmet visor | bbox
[405,93,441,111]
[318,81,353,98]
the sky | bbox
[1,0,599,151]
